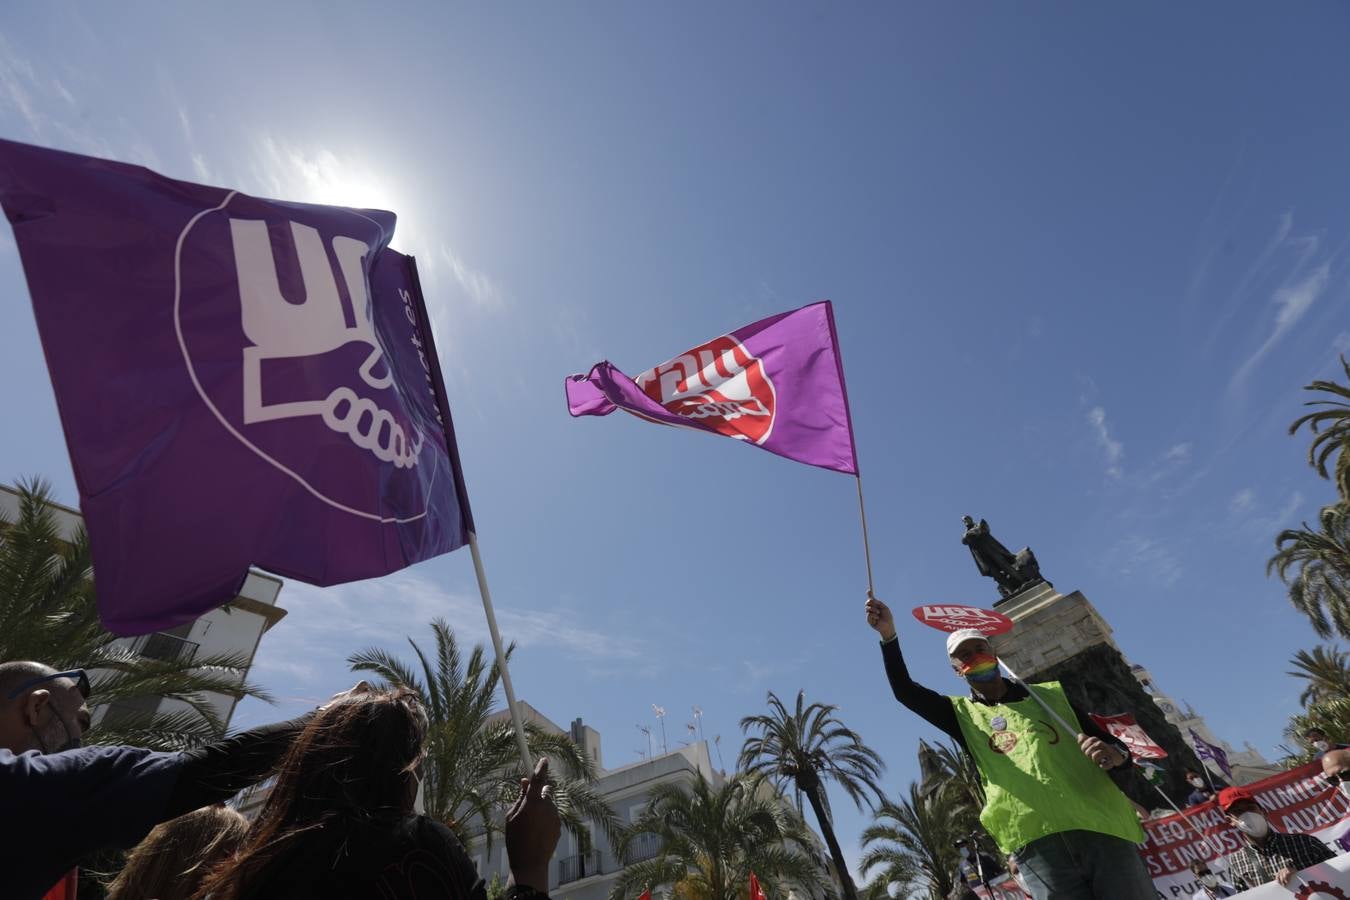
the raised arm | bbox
[865,593,966,747]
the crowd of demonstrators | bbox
[1218,785,1335,889]
[105,805,248,900]
[0,663,562,900]
[864,593,1152,900]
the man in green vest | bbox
[865,593,1152,899]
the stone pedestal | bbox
[987,583,1210,807]
[989,584,1120,679]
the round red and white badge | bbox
[910,604,1014,635]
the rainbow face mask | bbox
[959,653,1001,684]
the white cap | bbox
[945,628,990,656]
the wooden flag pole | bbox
[469,531,534,769]
[855,475,875,594]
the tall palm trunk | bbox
[800,772,857,900]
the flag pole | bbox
[855,475,875,594]
[1143,779,1229,861]
[469,531,534,769]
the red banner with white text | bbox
[1139,762,1350,897]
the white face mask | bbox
[1236,811,1269,839]
[1315,741,1331,752]
[1189,778,1205,788]
[1200,874,1218,887]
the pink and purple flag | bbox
[1189,728,1233,778]
[565,301,858,475]
[0,139,472,635]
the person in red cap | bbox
[1217,785,1333,889]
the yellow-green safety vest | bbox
[951,680,1145,853]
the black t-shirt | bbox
[237,815,488,900]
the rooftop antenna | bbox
[692,705,705,742]
[638,724,653,760]
[653,704,668,754]
[713,734,726,773]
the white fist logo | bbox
[230,218,423,468]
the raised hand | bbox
[506,756,562,890]
[865,591,896,641]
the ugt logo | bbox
[634,335,776,444]
[229,218,422,469]
[175,194,436,522]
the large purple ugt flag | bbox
[0,139,472,635]
[566,301,858,474]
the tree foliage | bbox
[349,619,621,855]
[739,690,884,900]
[0,478,271,749]
[609,771,830,900]
[859,783,965,900]
[1269,504,1350,640]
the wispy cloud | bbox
[1231,261,1330,387]
[438,244,504,309]
[252,572,650,692]
[1087,406,1124,479]
[1163,443,1192,463]
[0,33,46,137]
[1108,535,1184,588]
[1226,487,1304,537]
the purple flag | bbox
[1189,728,1232,778]
[0,139,472,635]
[565,301,858,474]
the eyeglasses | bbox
[5,669,90,700]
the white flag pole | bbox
[469,531,533,769]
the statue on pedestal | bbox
[961,515,1045,601]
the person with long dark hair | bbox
[193,686,560,900]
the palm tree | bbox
[1288,645,1350,706]
[1269,503,1350,639]
[859,783,964,900]
[609,771,829,900]
[348,619,621,855]
[739,690,885,900]
[917,739,984,829]
[1289,355,1350,500]
[0,478,272,748]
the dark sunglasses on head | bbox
[5,669,90,700]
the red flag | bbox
[1088,712,1167,759]
[637,891,652,900]
[750,873,767,900]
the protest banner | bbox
[1139,762,1350,897]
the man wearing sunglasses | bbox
[0,660,364,900]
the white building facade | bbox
[466,704,727,900]
[1131,662,1280,784]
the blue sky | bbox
[3,1,1350,880]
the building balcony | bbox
[625,833,661,864]
[558,851,603,885]
[132,631,200,664]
